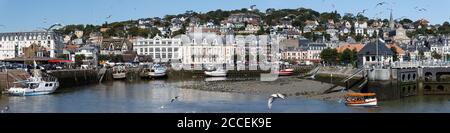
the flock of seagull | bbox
[158,93,288,111]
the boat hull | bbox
[8,86,58,96]
[204,71,227,77]
[345,99,378,107]
[149,72,167,78]
[113,73,127,79]
[9,91,53,96]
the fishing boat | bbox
[7,62,59,96]
[112,65,126,79]
[139,64,152,78]
[204,68,227,77]
[344,93,378,107]
[149,64,167,78]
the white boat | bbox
[112,65,127,79]
[345,93,378,107]
[112,72,126,79]
[7,69,59,96]
[204,68,227,77]
[149,64,167,78]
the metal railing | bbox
[392,61,450,68]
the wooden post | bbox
[6,69,8,89]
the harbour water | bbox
[1,79,450,113]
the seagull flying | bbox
[106,15,112,19]
[268,93,286,110]
[170,96,179,103]
[375,2,387,7]
[418,8,427,12]
[414,7,427,12]
[357,9,368,15]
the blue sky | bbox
[0,0,449,32]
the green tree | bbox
[399,18,413,25]
[57,54,69,60]
[339,49,352,64]
[98,54,110,62]
[338,48,358,67]
[431,51,442,60]
[351,48,358,66]
[320,48,338,65]
[75,54,86,67]
[110,54,124,63]
[438,22,450,35]
[354,34,364,42]
[418,51,425,60]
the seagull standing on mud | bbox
[268,93,286,110]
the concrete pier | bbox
[47,69,99,88]
[0,70,30,91]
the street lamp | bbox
[45,23,63,58]
[46,23,63,32]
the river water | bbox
[1,79,450,113]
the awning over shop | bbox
[48,59,73,63]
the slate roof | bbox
[358,40,394,56]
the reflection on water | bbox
[0,80,450,113]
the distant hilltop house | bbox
[303,20,319,33]
[100,27,111,33]
[223,13,261,27]
[0,31,64,60]
[388,24,411,44]
[222,13,261,34]
[354,21,368,36]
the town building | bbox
[179,33,235,66]
[336,43,364,53]
[281,49,308,64]
[297,41,327,64]
[75,44,99,66]
[100,38,132,55]
[132,35,182,63]
[0,31,64,60]
[357,39,394,67]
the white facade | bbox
[180,33,235,65]
[0,31,64,60]
[133,35,182,62]
[361,55,393,66]
[179,33,276,70]
[282,50,307,61]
